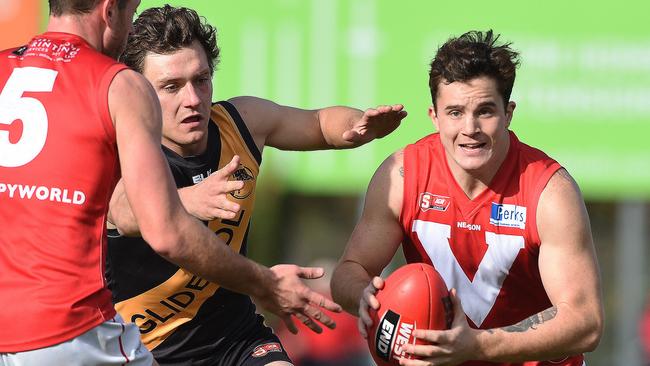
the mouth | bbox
[181,115,202,124]
[458,142,487,151]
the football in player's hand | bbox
[367,263,452,366]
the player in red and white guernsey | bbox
[331,30,604,366]
[1,1,348,364]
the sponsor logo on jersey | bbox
[192,169,213,184]
[251,342,283,358]
[457,221,481,231]
[419,192,450,212]
[230,164,255,199]
[489,203,526,229]
[0,182,85,205]
[12,45,28,56]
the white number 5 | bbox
[0,67,58,167]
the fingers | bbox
[412,328,445,343]
[341,129,361,142]
[295,312,324,334]
[224,180,245,192]
[398,357,435,366]
[358,297,374,331]
[450,288,465,325]
[214,155,241,178]
[358,316,368,338]
[208,208,238,220]
[403,342,446,358]
[302,303,335,330]
[282,315,298,335]
[306,290,342,313]
[296,266,325,279]
[359,277,383,335]
[371,275,385,290]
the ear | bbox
[428,105,439,131]
[101,0,119,28]
[505,101,516,128]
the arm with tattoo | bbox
[501,307,557,333]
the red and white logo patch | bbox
[419,193,450,212]
[251,342,283,358]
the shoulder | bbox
[108,69,160,126]
[540,168,582,205]
[374,148,404,181]
[366,149,404,219]
[537,168,589,241]
[111,68,153,92]
[227,96,280,122]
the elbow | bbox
[582,314,604,352]
[576,308,604,353]
[140,226,182,260]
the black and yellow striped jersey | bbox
[106,101,263,364]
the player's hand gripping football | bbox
[178,155,244,221]
[257,264,342,334]
[399,289,479,366]
[342,104,407,144]
[358,276,385,339]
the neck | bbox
[162,136,209,158]
[46,13,104,53]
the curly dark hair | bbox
[429,30,520,109]
[49,0,128,16]
[119,5,220,75]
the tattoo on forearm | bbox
[501,306,557,333]
[399,166,404,177]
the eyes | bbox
[161,75,211,94]
[446,107,495,119]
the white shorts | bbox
[0,315,153,366]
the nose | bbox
[461,115,480,136]
[182,83,201,108]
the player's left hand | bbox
[266,264,343,335]
[399,289,480,366]
[342,104,407,144]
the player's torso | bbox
[0,33,123,351]
[106,101,262,363]
[401,133,581,365]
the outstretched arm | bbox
[228,96,407,152]
[331,150,405,336]
[401,168,604,365]
[110,70,340,334]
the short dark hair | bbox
[119,5,220,75]
[48,0,127,16]
[428,30,520,109]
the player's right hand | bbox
[179,155,244,221]
[257,264,343,334]
[358,276,384,338]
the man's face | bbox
[142,40,213,156]
[104,0,140,59]
[431,76,515,182]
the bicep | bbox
[229,96,325,151]
[340,152,405,277]
[537,169,602,316]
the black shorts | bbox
[218,326,292,366]
[158,318,292,366]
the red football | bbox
[367,263,453,366]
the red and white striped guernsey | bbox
[0,32,126,351]
[400,131,583,366]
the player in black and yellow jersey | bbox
[105,5,407,366]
